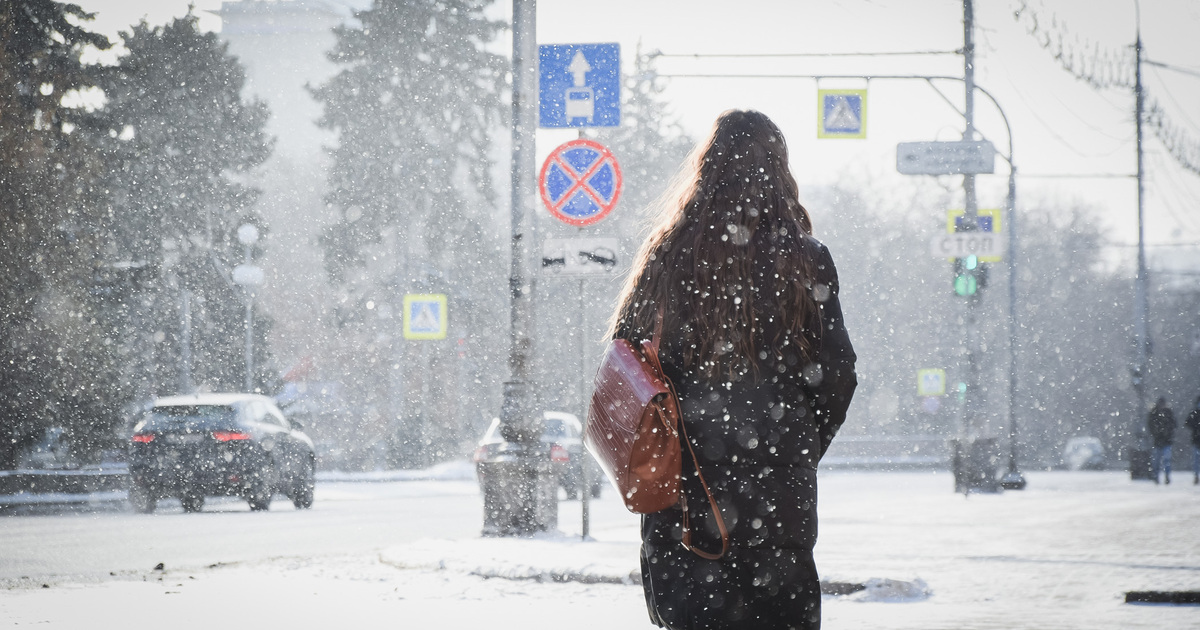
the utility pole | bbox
[1132,4,1150,439]
[480,0,557,536]
[961,0,980,433]
[962,0,977,220]
[1001,162,1026,489]
[950,0,1000,493]
[1125,2,1154,481]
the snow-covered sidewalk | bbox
[3,470,1199,629]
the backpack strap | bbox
[677,407,730,560]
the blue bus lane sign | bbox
[539,43,620,128]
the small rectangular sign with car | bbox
[541,237,619,276]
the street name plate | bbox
[930,233,1002,259]
[898,140,995,175]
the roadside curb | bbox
[0,460,478,506]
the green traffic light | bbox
[964,254,978,270]
[954,274,978,296]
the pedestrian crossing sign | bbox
[818,89,867,139]
[917,368,947,397]
[403,294,448,340]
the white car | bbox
[1063,436,1105,471]
[473,411,602,499]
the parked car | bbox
[1063,436,1106,471]
[127,393,316,513]
[473,411,603,500]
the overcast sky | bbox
[75,0,1200,269]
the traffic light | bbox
[952,255,979,297]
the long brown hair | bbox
[608,109,819,381]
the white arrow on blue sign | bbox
[539,43,620,128]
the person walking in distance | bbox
[1186,396,1200,485]
[1148,396,1176,485]
[608,110,858,630]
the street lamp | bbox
[233,224,263,393]
[479,0,559,536]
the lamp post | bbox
[233,224,263,393]
[478,0,558,536]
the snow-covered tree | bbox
[1011,202,1137,462]
[814,178,1143,467]
[595,47,693,234]
[93,12,275,399]
[0,0,124,468]
[311,0,508,467]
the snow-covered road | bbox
[3,469,1198,629]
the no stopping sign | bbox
[538,139,622,227]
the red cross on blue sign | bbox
[538,139,622,227]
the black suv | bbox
[128,394,315,513]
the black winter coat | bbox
[639,237,857,630]
[1149,406,1176,448]
[1186,409,1200,448]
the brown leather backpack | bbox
[584,326,729,559]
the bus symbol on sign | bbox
[564,51,594,122]
[539,44,620,128]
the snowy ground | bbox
[2,469,1199,629]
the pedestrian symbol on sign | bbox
[917,368,947,397]
[411,304,439,331]
[818,89,867,139]
[403,294,447,340]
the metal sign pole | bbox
[575,126,592,540]
[579,273,590,540]
[243,244,254,393]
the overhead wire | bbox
[1012,1,1200,179]
[651,50,962,59]
[1143,59,1200,81]
[996,66,1119,158]
[981,11,1129,154]
[1149,151,1200,234]
[1148,65,1200,136]
[1100,241,1200,248]
[1144,94,1200,176]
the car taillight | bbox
[131,433,155,444]
[213,431,251,442]
[472,446,487,463]
[550,445,569,463]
